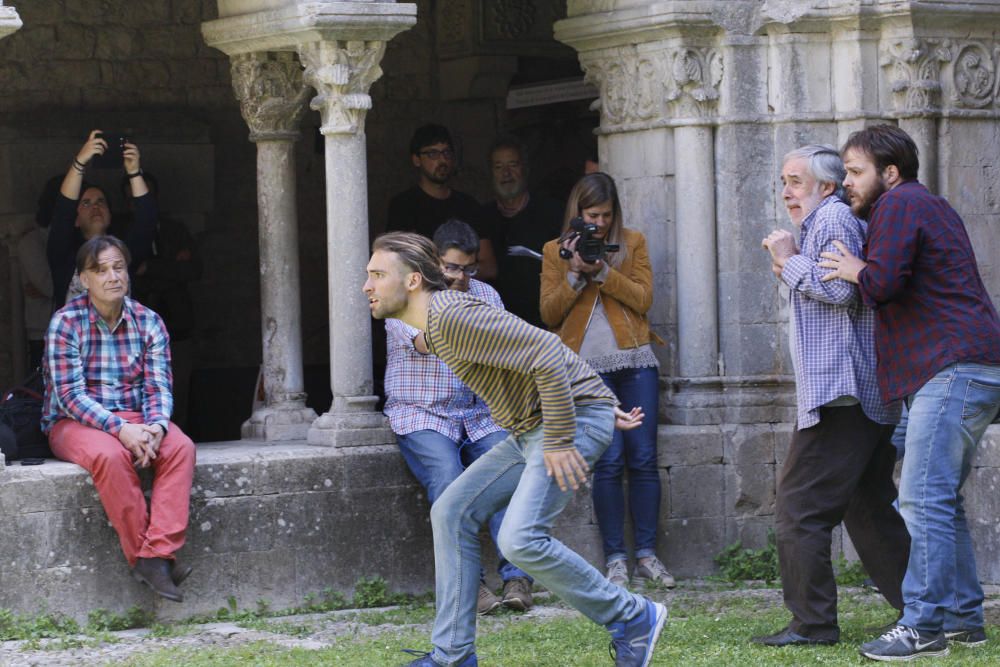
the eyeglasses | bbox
[442,262,478,277]
[79,197,108,209]
[419,149,454,160]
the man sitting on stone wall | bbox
[48,130,157,309]
[383,219,533,614]
[43,235,196,603]
[754,144,910,647]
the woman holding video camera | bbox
[540,172,672,590]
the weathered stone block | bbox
[190,496,276,553]
[659,425,723,467]
[662,517,725,577]
[723,515,774,550]
[722,423,776,465]
[725,464,775,517]
[668,465,724,518]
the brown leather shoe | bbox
[133,557,183,602]
[170,559,193,586]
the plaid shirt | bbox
[858,181,1000,401]
[42,294,173,435]
[383,279,504,441]
[781,196,899,429]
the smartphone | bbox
[19,457,45,466]
[91,132,130,169]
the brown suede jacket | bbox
[540,227,664,353]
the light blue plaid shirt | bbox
[780,196,900,429]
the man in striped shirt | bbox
[43,235,196,603]
[754,145,908,648]
[364,232,666,667]
[384,220,533,614]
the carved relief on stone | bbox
[298,40,387,135]
[880,38,953,113]
[230,52,311,142]
[580,47,664,127]
[664,47,723,119]
[487,0,536,39]
[950,42,998,109]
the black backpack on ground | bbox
[0,369,51,461]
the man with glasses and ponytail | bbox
[382,219,534,615]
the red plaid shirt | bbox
[858,181,1000,401]
[42,294,173,435]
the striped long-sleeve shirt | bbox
[425,290,616,452]
[42,294,173,435]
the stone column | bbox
[299,40,393,447]
[0,2,21,41]
[230,52,318,441]
[881,38,952,194]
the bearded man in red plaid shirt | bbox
[821,125,1000,661]
[42,235,196,603]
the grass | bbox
[113,589,1000,666]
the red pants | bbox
[49,411,196,566]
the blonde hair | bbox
[562,172,628,268]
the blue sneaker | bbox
[607,599,668,667]
[401,649,478,666]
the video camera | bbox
[558,217,620,264]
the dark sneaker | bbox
[751,626,837,646]
[634,556,676,589]
[501,576,533,612]
[860,625,948,661]
[401,649,477,666]
[606,559,630,588]
[477,582,501,615]
[607,598,668,667]
[945,628,987,647]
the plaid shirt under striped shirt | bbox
[780,196,899,429]
[426,290,617,453]
[383,279,505,441]
[42,293,173,436]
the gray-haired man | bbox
[752,145,910,646]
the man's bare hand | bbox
[762,229,799,269]
[544,449,590,492]
[614,406,644,431]
[118,422,152,466]
[819,240,865,284]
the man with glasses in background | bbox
[386,124,493,273]
[382,219,534,614]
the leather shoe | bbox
[170,559,193,586]
[751,627,836,646]
[133,557,183,602]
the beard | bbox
[850,180,887,221]
[423,164,451,185]
[493,179,526,201]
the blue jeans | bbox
[898,362,1000,633]
[593,366,661,564]
[428,402,646,665]
[396,429,528,582]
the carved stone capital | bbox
[298,40,386,135]
[950,42,999,109]
[664,47,723,120]
[880,38,953,114]
[231,52,311,142]
[0,4,22,42]
[580,44,722,129]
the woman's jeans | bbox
[427,402,646,665]
[592,366,661,565]
[396,429,528,582]
[898,362,1000,633]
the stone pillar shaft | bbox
[674,124,718,378]
[323,130,375,405]
[256,139,307,406]
[899,117,938,193]
[230,51,317,441]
